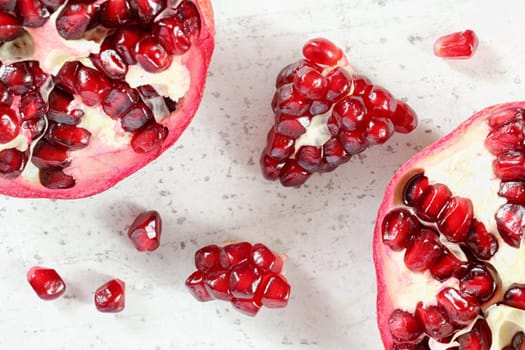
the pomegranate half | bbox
[374,103,525,349]
[0,0,214,198]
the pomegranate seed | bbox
[324,67,352,102]
[22,118,46,140]
[352,75,372,96]
[403,173,429,207]
[249,243,283,273]
[94,279,125,313]
[302,38,343,66]
[174,0,201,37]
[365,117,395,145]
[414,183,452,222]
[322,137,350,170]
[194,245,221,273]
[98,0,133,27]
[229,261,262,299]
[16,0,51,27]
[46,123,91,150]
[19,91,46,121]
[429,248,462,281]
[31,140,71,169]
[503,284,525,310]
[102,83,140,119]
[260,154,285,180]
[185,271,212,302]
[499,181,525,204]
[485,121,525,156]
[436,287,480,324]
[265,128,294,161]
[488,107,524,128]
[130,122,168,153]
[204,269,231,301]
[433,29,479,59]
[292,65,328,100]
[455,319,492,350]
[296,145,322,172]
[403,228,444,272]
[275,114,310,139]
[382,208,420,251]
[259,272,290,308]
[47,88,84,125]
[0,106,20,143]
[326,114,339,136]
[495,203,525,248]
[56,1,98,40]
[40,0,66,11]
[129,0,166,24]
[512,332,525,349]
[363,85,397,118]
[27,266,66,300]
[338,129,369,155]
[135,35,173,73]
[76,66,112,106]
[273,83,311,116]
[0,61,47,95]
[39,167,75,189]
[391,100,418,134]
[0,0,15,11]
[113,28,143,65]
[155,17,191,55]
[0,81,12,105]
[127,210,162,252]
[310,99,332,115]
[388,309,424,343]
[231,298,261,316]
[458,265,496,303]
[89,49,128,80]
[54,61,81,94]
[0,148,28,179]
[0,12,22,42]
[121,102,154,132]
[415,303,456,342]
[493,152,525,182]
[464,219,498,260]
[275,59,320,88]
[220,242,252,268]
[279,159,311,186]
[436,196,473,242]
[332,96,370,131]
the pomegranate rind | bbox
[0,0,215,199]
[373,102,525,349]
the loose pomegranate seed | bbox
[249,243,283,273]
[388,309,424,343]
[436,287,480,325]
[46,124,91,150]
[76,66,112,106]
[499,181,525,204]
[185,271,212,302]
[135,35,173,73]
[275,114,310,138]
[279,159,311,186]
[127,210,162,252]
[98,0,133,27]
[364,85,398,118]
[31,140,71,169]
[129,0,166,25]
[455,319,492,350]
[429,248,462,281]
[39,167,75,189]
[121,102,154,132]
[295,145,322,172]
[0,12,22,42]
[231,298,261,316]
[130,122,168,153]
[94,279,125,313]
[0,105,20,143]
[204,269,231,301]
[19,91,47,121]
[503,284,525,310]
[155,17,191,55]
[415,303,456,342]
[259,273,291,308]
[493,152,525,182]
[195,245,221,272]
[0,149,28,179]
[414,183,452,222]
[27,266,66,300]
[464,219,498,260]
[485,121,525,156]
[365,117,395,145]
[458,265,496,303]
[47,88,84,125]
[403,173,429,207]
[436,196,473,242]
[302,37,343,66]
[220,242,252,268]
[16,0,51,27]
[403,228,444,272]
[332,96,369,131]
[229,261,262,299]
[495,203,525,248]
[56,1,98,40]
[433,29,479,59]
[391,100,418,134]
[382,208,420,251]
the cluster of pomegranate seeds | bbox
[185,242,290,316]
[127,210,162,252]
[94,279,126,313]
[27,266,66,300]
[433,29,479,59]
[261,38,418,187]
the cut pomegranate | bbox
[94,279,125,313]
[27,266,66,300]
[127,210,162,252]
[186,242,290,316]
[374,103,525,349]
[433,29,479,59]
[0,0,214,198]
[261,38,418,186]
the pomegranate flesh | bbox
[0,0,214,198]
[374,103,525,349]
[261,38,418,187]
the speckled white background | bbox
[1,1,525,349]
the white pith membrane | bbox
[379,109,525,349]
[0,2,195,192]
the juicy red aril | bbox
[260,154,285,181]
[0,81,12,105]
[102,83,140,119]
[47,88,84,125]
[89,49,128,80]
[0,0,15,12]
[76,66,112,106]
[279,159,311,186]
[465,219,498,260]
[414,183,452,222]
[382,208,420,251]
[129,0,166,25]
[485,121,525,156]
[296,145,322,172]
[204,269,231,300]
[433,29,479,59]
[273,83,310,116]
[403,173,429,207]
[250,243,283,273]
[293,66,328,100]
[430,248,462,281]
[488,107,525,128]
[16,0,51,27]
[39,167,75,189]
[54,61,81,94]
[19,91,46,121]
[47,124,91,150]
[113,28,143,65]
[364,85,397,118]
[260,273,291,308]
[275,59,318,88]
[27,266,66,300]
[135,35,173,73]
[352,75,372,96]
[495,203,525,248]
[332,96,369,131]
[436,196,473,243]
[231,298,261,316]
[275,114,310,138]
[456,319,492,350]
[302,37,343,66]
[130,122,168,153]
[265,128,294,161]
[41,0,66,11]
[403,228,443,272]
[322,137,350,170]
[185,271,212,302]
[155,17,191,55]
[94,279,125,313]
[436,287,480,325]
[0,61,47,95]
[0,12,22,42]
[195,245,221,272]
[324,67,352,102]
[415,303,456,342]
[56,1,98,40]
[121,102,154,132]
[458,265,496,303]
[220,242,252,268]
[493,152,525,182]
[391,100,418,134]
[366,117,395,145]
[127,210,162,252]
[98,0,133,27]
[174,0,201,37]
[503,284,525,310]
[499,181,525,204]
[338,129,368,155]
[32,141,70,169]
[388,309,424,344]
[229,261,261,299]
[23,117,46,140]
[0,105,20,143]
[0,149,28,179]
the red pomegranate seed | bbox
[127,210,162,252]
[27,266,66,300]
[310,99,332,115]
[433,29,479,59]
[0,81,12,105]
[155,17,191,55]
[275,114,310,139]
[436,287,480,324]
[98,0,133,27]
[0,106,20,143]
[414,183,452,222]
[265,128,294,161]
[41,0,66,11]
[113,28,143,65]
[512,332,525,349]
[464,219,498,260]
[31,140,71,169]
[365,117,395,145]
[260,154,285,181]
[129,0,166,24]
[324,67,352,102]
[352,75,372,96]
[54,61,81,94]
[499,181,525,204]
[458,265,496,303]
[436,196,473,242]
[391,100,418,134]
[94,279,125,313]
[279,159,311,186]
[455,319,492,350]
[302,38,343,66]
[135,35,173,73]
[102,82,140,119]
[493,152,525,182]
[56,1,97,40]
[195,245,221,273]
[121,102,154,132]
[220,242,252,268]
[488,107,524,128]
[0,12,22,41]
[130,122,168,153]
[174,0,201,37]
[429,248,462,281]
[19,91,46,121]
[495,203,525,248]
[388,309,424,343]
[89,49,128,80]
[332,96,370,131]
[0,0,15,11]
[296,145,322,172]
[231,298,261,316]
[273,83,311,116]
[259,272,290,308]
[46,123,91,150]
[275,59,319,88]
[0,148,28,179]
[485,121,525,156]
[16,0,51,27]
[403,228,444,272]
[39,167,75,189]
[22,118,46,140]
[322,136,350,169]
[292,65,328,100]
[249,243,283,273]
[204,269,231,301]
[47,88,84,125]
[229,261,262,299]
[76,66,112,106]
[403,173,429,207]
[381,208,420,251]
[326,114,339,136]
[185,271,212,302]
[0,61,47,95]
[415,303,456,342]
[363,85,397,118]
[503,284,525,310]
[338,129,369,155]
